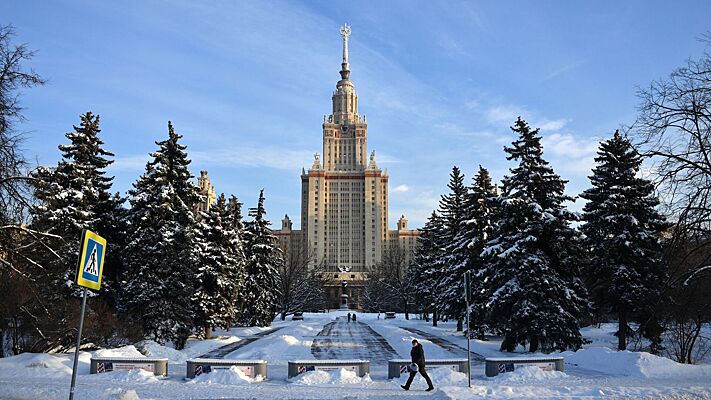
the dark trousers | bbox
[404,366,433,389]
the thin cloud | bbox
[536,118,570,131]
[543,60,586,81]
[392,184,410,193]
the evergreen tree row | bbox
[29,114,283,349]
[409,117,668,353]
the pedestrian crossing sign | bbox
[76,229,107,290]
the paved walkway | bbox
[311,317,398,362]
[399,326,485,362]
[198,327,284,358]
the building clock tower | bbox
[275,24,419,309]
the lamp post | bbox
[464,270,472,388]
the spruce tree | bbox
[227,195,248,319]
[241,190,280,327]
[30,112,124,347]
[436,166,469,331]
[192,194,246,337]
[482,117,588,352]
[463,166,498,339]
[580,130,669,351]
[408,211,445,326]
[32,112,121,293]
[122,121,199,349]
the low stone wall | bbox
[90,357,168,377]
[485,356,564,377]
[186,358,267,379]
[287,359,370,378]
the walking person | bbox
[352,313,357,322]
[401,339,434,391]
[347,312,351,322]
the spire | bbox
[339,24,352,80]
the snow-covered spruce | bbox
[29,112,125,349]
[122,121,200,349]
[192,194,247,337]
[435,166,469,331]
[460,166,499,339]
[408,210,446,326]
[239,189,282,327]
[481,117,589,352]
[580,130,669,352]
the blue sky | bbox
[4,0,710,228]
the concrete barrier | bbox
[388,359,469,379]
[287,359,370,378]
[485,356,564,377]
[90,357,168,377]
[186,358,267,379]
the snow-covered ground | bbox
[1,311,710,399]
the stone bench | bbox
[186,358,267,379]
[90,357,168,377]
[485,356,564,377]
[287,359,370,378]
[388,358,469,378]
[384,312,396,319]
[292,312,304,321]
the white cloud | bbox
[541,133,601,176]
[542,133,599,160]
[112,145,315,173]
[392,184,410,193]
[390,188,440,228]
[536,118,569,131]
[485,105,526,125]
[111,154,151,172]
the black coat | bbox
[410,343,425,367]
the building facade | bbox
[275,25,419,309]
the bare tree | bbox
[363,245,414,319]
[659,225,711,363]
[275,245,328,320]
[0,24,47,274]
[633,34,711,362]
[0,24,47,357]
[633,34,711,286]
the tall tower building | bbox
[276,25,418,309]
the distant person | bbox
[347,313,351,322]
[352,313,357,322]
[401,339,434,392]
[377,313,380,320]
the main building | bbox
[275,25,419,309]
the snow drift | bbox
[187,365,263,385]
[291,368,373,386]
[564,346,711,379]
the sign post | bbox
[463,270,472,388]
[69,229,107,400]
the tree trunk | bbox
[618,311,627,351]
[456,318,463,332]
[204,325,211,339]
[529,335,539,353]
[281,311,286,321]
[433,309,438,327]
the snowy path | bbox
[311,317,398,362]
[2,313,711,399]
[398,326,485,362]
[198,327,284,358]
